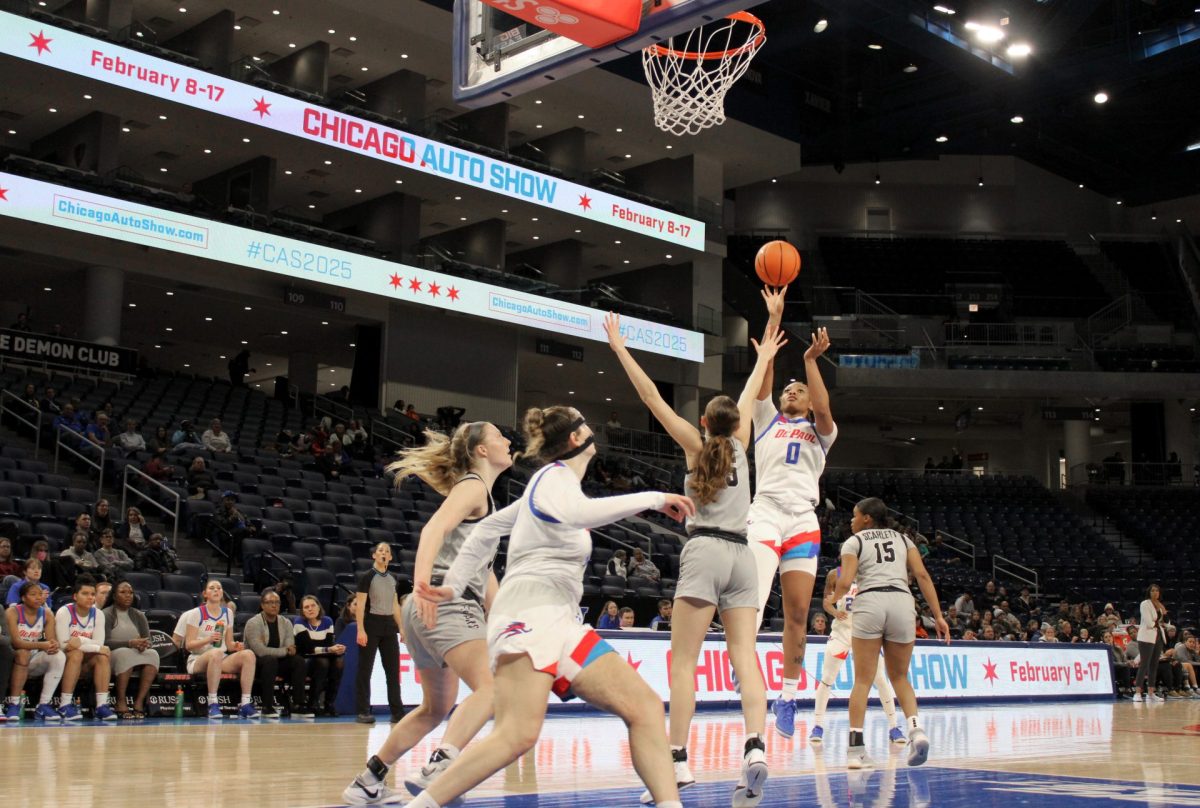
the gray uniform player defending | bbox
[607,313,788,808]
[832,498,950,770]
[345,422,513,806]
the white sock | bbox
[908,714,921,732]
[656,802,683,808]
[208,692,219,705]
[240,694,252,706]
[60,692,73,706]
[781,677,800,701]
[813,681,831,723]
[8,696,19,705]
[406,794,441,808]
[670,744,684,753]
[96,693,108,708]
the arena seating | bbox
[1099,240,1195,329]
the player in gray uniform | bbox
[607,313,788,808]
[832,498,950,771]
[344,421,512,806]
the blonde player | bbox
[413,405,695,808]
[833,498,949,769]
[181,580,259,719]
[343,422,512,805]
[748,286,837,738]
[809,567,905,746]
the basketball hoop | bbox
[641,11,766,137]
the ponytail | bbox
[690,395,739,507]
[386,421,489,496]
[517,405,581,465]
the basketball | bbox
[754,240,802,287]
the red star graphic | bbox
[982,657,998,685]
[29,30,52,56]
[447,286,460,301]
[252,97,272,118]
[625,652,642,672]
[408,277,423,293]
[388,273,403,289]
[578,193,592,211]
[428,282,441,297]
[0,187,8,202]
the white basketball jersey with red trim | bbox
[15,605,45,643]
[63,605,96,641]
[751,397,836,512]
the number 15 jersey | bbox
[751,397,837,513]
[839,528,916,593]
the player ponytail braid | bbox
[386,421,489,496]
[519,405,580,464]
[690,395,739,507]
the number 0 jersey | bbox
[751,397,836,513]
[839,528,916,593]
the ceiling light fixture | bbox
[978,176,984,186]
[1010,115,1024,123]
[868,43,883,50]
[1006,42,1032,57]
[903,63,918,73]
[874,174,881,185]
[1094,91,1109,104]
[814,19,828,33]
[933,5,955,14]
[936,135,948,143]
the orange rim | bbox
[649,11,766,61]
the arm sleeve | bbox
[534,467,665,530]
[81,611,104,652]
[442,501,521,599]
[55,608,70,646]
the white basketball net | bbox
[642,12,765,137]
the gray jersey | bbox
[685,438,750,538]
[839,528,915,593]
[431,473,495,599]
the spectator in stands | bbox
[103,580,158,719]
[1097,603,1121,631]
[84,413,112,449]
[596,601,621,630]
[142,447,175,483]
[93,530,133,579]
[1174,634,1200,696]
[114,420,146,455]
[61,533,98,574]
[202,419,233,454]
[263,575,297,613]
[148,426,172,454]
[1057,619,1075,642]
[171,419,203,451]
[606,549,628,579]
[294,595,344,716]
[1103,630,1131,696]
[953,590,975,616]
[0,538,22,580]
[135,533,178,574]
[95,581,112,610]
[1039,624,1059,643]
[245,589,308,719]
[20,383,39,411]
[404,404,420,422]
[39,386,61,416]
[182,580,259,719]
[1014,587,1039,619]
[914,615,928,640]
[628,548,661,583]
[618,607,636,628]
[52,403,83,441]
[5,558,50,606]
[981,625,997,641]
[318,438,351,480]
[923,458,935,475]
[343,420,369,457]
[92,499,115,540]
[649,599,672,629]
[213,492,256,559]
[334,599,357,636]
[810,613,829,636]
[354,542,405,724]
[228,350,252,387]
[10,312,32,331]
[977,580,998,612]
[392,399,406,416]
[944,606,963,638]
[55,575,117,720]
[117,507,150,554]
[1025,619,1042,641]
[186,457,215,499]
[5,581,65,721]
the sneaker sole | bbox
[341,786,406,806]
[743,761,768,801]
[639,779,694,805]
[809,735,823,744]
[847,757,875,770]
[907,737,930,767]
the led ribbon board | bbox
[0,12,705,250]
[0,172,704,362]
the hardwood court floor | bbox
[4,700,1200,806]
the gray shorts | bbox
[674,535,759,613]
[111,647,161,676]
[402,595,486,671]
[851,590,916,644]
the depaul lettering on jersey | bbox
[1,12,701,248]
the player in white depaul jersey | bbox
[833,498,949,769]
[809,567,905,746]
[4,581,66,721]
[414,405,694,808]
[54,575,117,721]
[748,286,837,738]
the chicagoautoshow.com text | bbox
[53,197,207,246]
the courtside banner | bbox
[1,13,705,250]
[381,634,1113,708]
[0,172,703,362]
